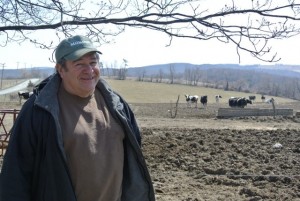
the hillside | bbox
[3,63,300,79]
[126,63,300,78]
[3,63,300,100]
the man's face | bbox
[56,52,100,97]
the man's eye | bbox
[75,63,84,67]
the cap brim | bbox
[64,48,102,61]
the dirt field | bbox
[1,101,300,200]
[131,102,300,201]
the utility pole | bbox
[0,63,5,89]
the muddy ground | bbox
[131,102,300,201]
[1,101,300,201]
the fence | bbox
[0,109,20,156]
[217,108,293,118]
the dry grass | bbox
[0,79,29,103]
[0,78,298,105]
[0,79,26,90]
[105,78,299,104]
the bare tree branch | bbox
[1,0,300,62]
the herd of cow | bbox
[185,94,271,108]
[17,90,271,109]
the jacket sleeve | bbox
[0,97,37,201]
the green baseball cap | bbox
[55,35,102,62]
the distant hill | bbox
[126,63,300,78]
[3,63,300,79]
[2,67,55,79]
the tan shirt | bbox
[58,84,125,201]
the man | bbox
[0,35,155,201]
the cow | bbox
[184,94,199,108]
[249,95,256,102]
[261,95,266,102]
[265,98,275,104]
[18,91,33,104]
[200,95,208,107]
[215,95,222,103]
[229,97,252,108]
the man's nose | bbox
[82,64,95,72]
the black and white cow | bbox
[249,95,256,102]
[229,97,252,108]
[215,95,222,103]
[200,95,208,107]
[261,95,266,102]
[265,98,275,104]
[185,94,199,108]
[18,91,33,104]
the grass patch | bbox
[0,79,26,90]
[0,77,298,104]
[105,78,298,104]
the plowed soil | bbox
[131,102,300,201]
[1,101,300,201]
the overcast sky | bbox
[2,25,300,69]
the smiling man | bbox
[0,35,155,201]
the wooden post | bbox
[170,95,180,118]
[271,98,276,118]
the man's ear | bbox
[55,64,63,78]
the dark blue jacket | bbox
[0,74,155,201]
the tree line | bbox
[101,64,300,101]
